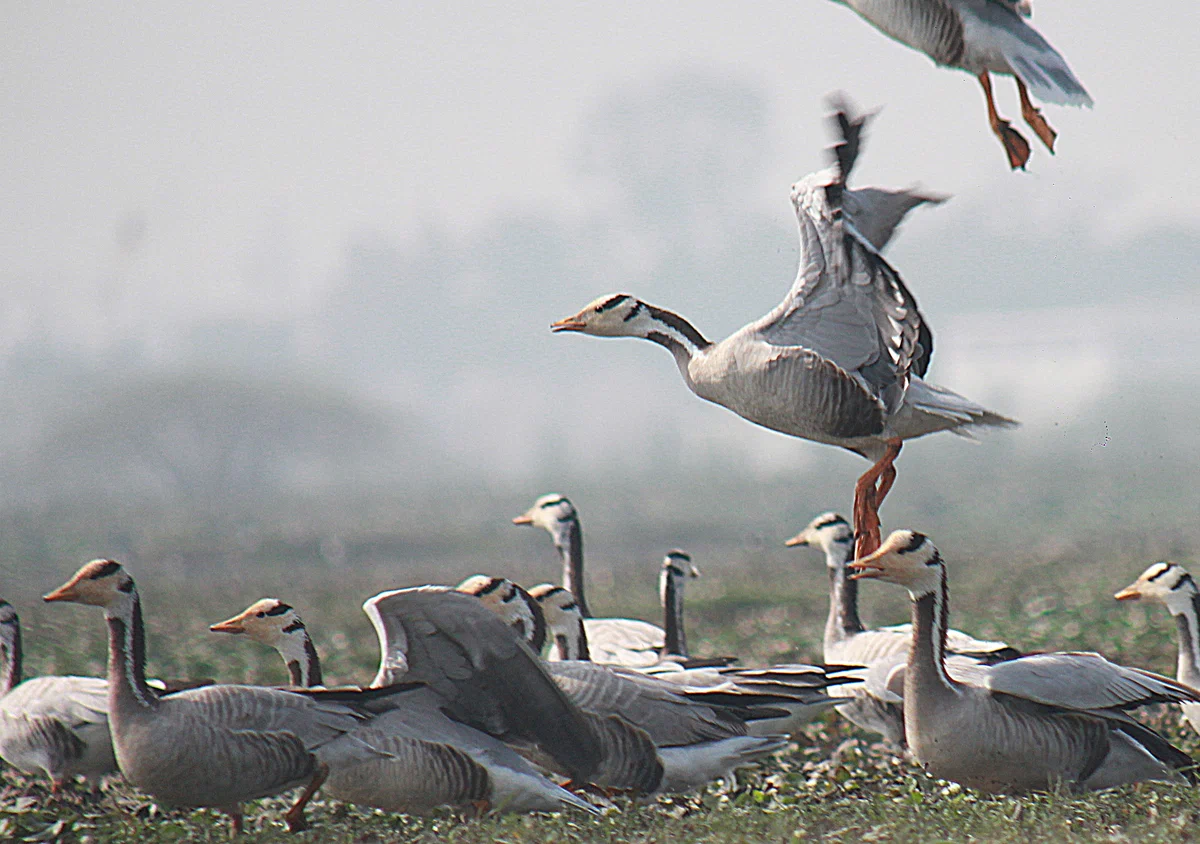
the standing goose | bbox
[42,560,408,834]
[512,494,666,663]
[462,577,793,793]
[849,531,1198,792]
[828,0,1092,169]
[0,600,115,789]
[785,512,1019,743]
[1114,562,1200,733]
[529,583,858,738]
[552,102,1015,558]
[209,598,600,815]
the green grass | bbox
[3,527,1199,842]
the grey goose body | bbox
[210,596,599,815]
[553,101,1014,557]
[851,531,1197,793]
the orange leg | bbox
[979,72,1031,170]
[284,763,328,833]
[1016,77,1057,152]
[853,439,902,560]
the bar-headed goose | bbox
[210,597,599,815]
[529,583,858,738]
[785,512,1019,744]
[0,600,115,789]
[1114,562,1200,733]
[512,494,666,664]
[42,560,410,834]
[552,101,1015,559]
[827,0,1091,168]
[849,531,1198,793]
[463,577,793,793]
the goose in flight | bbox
[849,531,1197,792]
[785,512,1019,743]
[828,0,1091,168]
[1114,562,1200,734]
[210,597,600,815]
[553,101,1015,557]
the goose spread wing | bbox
[362,586,601,781]
[751,102,930,414]
[955,653,1200,713]
[1,676,108,727]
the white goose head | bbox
[512,493,577,535]
[552,294,710,356]
[1115,562,1198,616]
[659,550,700,605]
[210,598,304,646]
[785,512,853,563]
[44,559,136,613]
[529,583,582,632]
[848,530,943,598]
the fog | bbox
[2,3,1197,581]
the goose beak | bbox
[43,572,87,603]
[784,531,811,548]
[688,565,701,578]
[847,546,887,580]
[512,512,533,526]
[550,315,586,332]
[210,616,247,634]
[1113,585,1142,602]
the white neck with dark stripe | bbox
[660,569,688,658]
[277,623,323,687]
[554,516,591,619]
[105,586,159,713]
[636,303,711,373]
[1165,589,1200,690]
[907,563,959,700]
[0,616,22,696]
[826,538,864,650]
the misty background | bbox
[2,2,1198,603]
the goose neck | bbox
[906,570,958,701]
[660,573,688,658]
[278,626,323,688]
[1171,594,1200,689]
[553,614,590,661]
[105,589,158,712]
[0,622,22,695]
[825,541,864,651]
[557,518,591,619]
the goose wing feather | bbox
[362,586,601,781]
[953,653,1200,712]
[547,661,747,746]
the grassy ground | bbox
[2,525,1198,842]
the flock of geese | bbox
[0,1,1129,836]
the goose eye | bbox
[256,612,266,618]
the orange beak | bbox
[512,513,533,526]
[1113,585,1141,602]
[550,316,586,332]
[43,573,86,603]
[847,546,887,581]
[209,616,247,634]
[784,532,810,548]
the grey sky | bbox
[3,2,1198,491]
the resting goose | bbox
[849,531,1198,792]
[512,493,666,663]
[552,101,1015,558]
[1114,562,1200,733]
[786,512,1019,743]
[529,583,857,738]
[827,0,1091,169]
[462,576,792,793]
[0,599,115,789]
[41,560,414,834]
[209,598,599,815]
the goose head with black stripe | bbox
[512,493,590,618]
[456,575,547,655]
[211,599,323,688]
[786,513,864,652]
[1116,562,1200,728]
